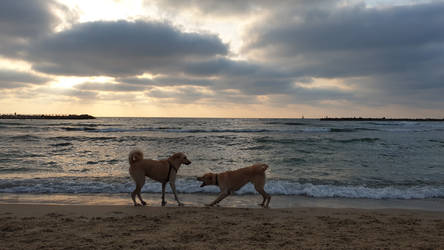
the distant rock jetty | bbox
[0,114,96,120]
[320,117,444,122]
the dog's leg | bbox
[206,191,230,207]
[132,184,146,206]
[169,181,183,206]
[254,184,270,208]
[131,188,139,206]
[132,176,146,206]
[265,195,271,208]
[137,189,147,206]
[161,182,167,207]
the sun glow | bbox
[61,0,150,23]
[138,73,155,79]
[295,78,354,91]
[51,76,115,89]
[0,57,33,71]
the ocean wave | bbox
[300,127,331,133]
[10,135,41,141]
[1,177,443,199]
[0,122,28,126]
[260,181,444,199]
[59,125,381,134]
[49,136,117,142]
[61,127,97,132]
[297,127,378,133]
[265,121,306,126]
[430,140,444,145]
[328,138,380,144]
[83,127,275,133]
[50,142,73,147]
[254,137,318,144]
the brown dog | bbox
[128,149,191,207]
[197,164,271,208]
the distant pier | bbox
[0,114,96,120]
[320,117,444,122]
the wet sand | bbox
[1,203,443,249]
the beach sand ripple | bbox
[1,204,443,249]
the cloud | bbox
[150,0,337,17]
[0,69,50,89]
[74,82,147,92]
[184,57,262,77]
[0,0,70,57]
[150,0,260,17]
[146,86,213,103]
[118,76,214,87]
[242,1,444,106]
[27,20,228,76]
[2,0,443,116]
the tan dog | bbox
[128,149,191,207]
[197,164,271,208]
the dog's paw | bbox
[161,201,167,207]
[141,201,147,206]
[178,202,184,207]
[134,203,142,207]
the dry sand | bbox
[1,204,443,249]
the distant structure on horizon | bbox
[320,117,444,122]
[0,114,96,120]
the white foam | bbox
[2,177,444,200]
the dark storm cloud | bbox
[145,0,444,108]
[0,70,50,89]
[27,20,228,76]
[248,3,444,54]
[244,1,444,99]
[211,76,351,102]
[0,0,68,57]
[184,57,261,77]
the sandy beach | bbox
[1,203,443,249]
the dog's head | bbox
[197,173,215,187]
[170,152,191,165]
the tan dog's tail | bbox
[129,149,144,165]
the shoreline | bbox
[1,203,443,249]
[1,193,444,212]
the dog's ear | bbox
[171,152,185,160]
[169,153,180,161]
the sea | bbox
[1,117,444,209]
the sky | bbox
[0,0,443,118]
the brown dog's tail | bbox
[129,149,144,165]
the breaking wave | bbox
[1,177,443,200]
